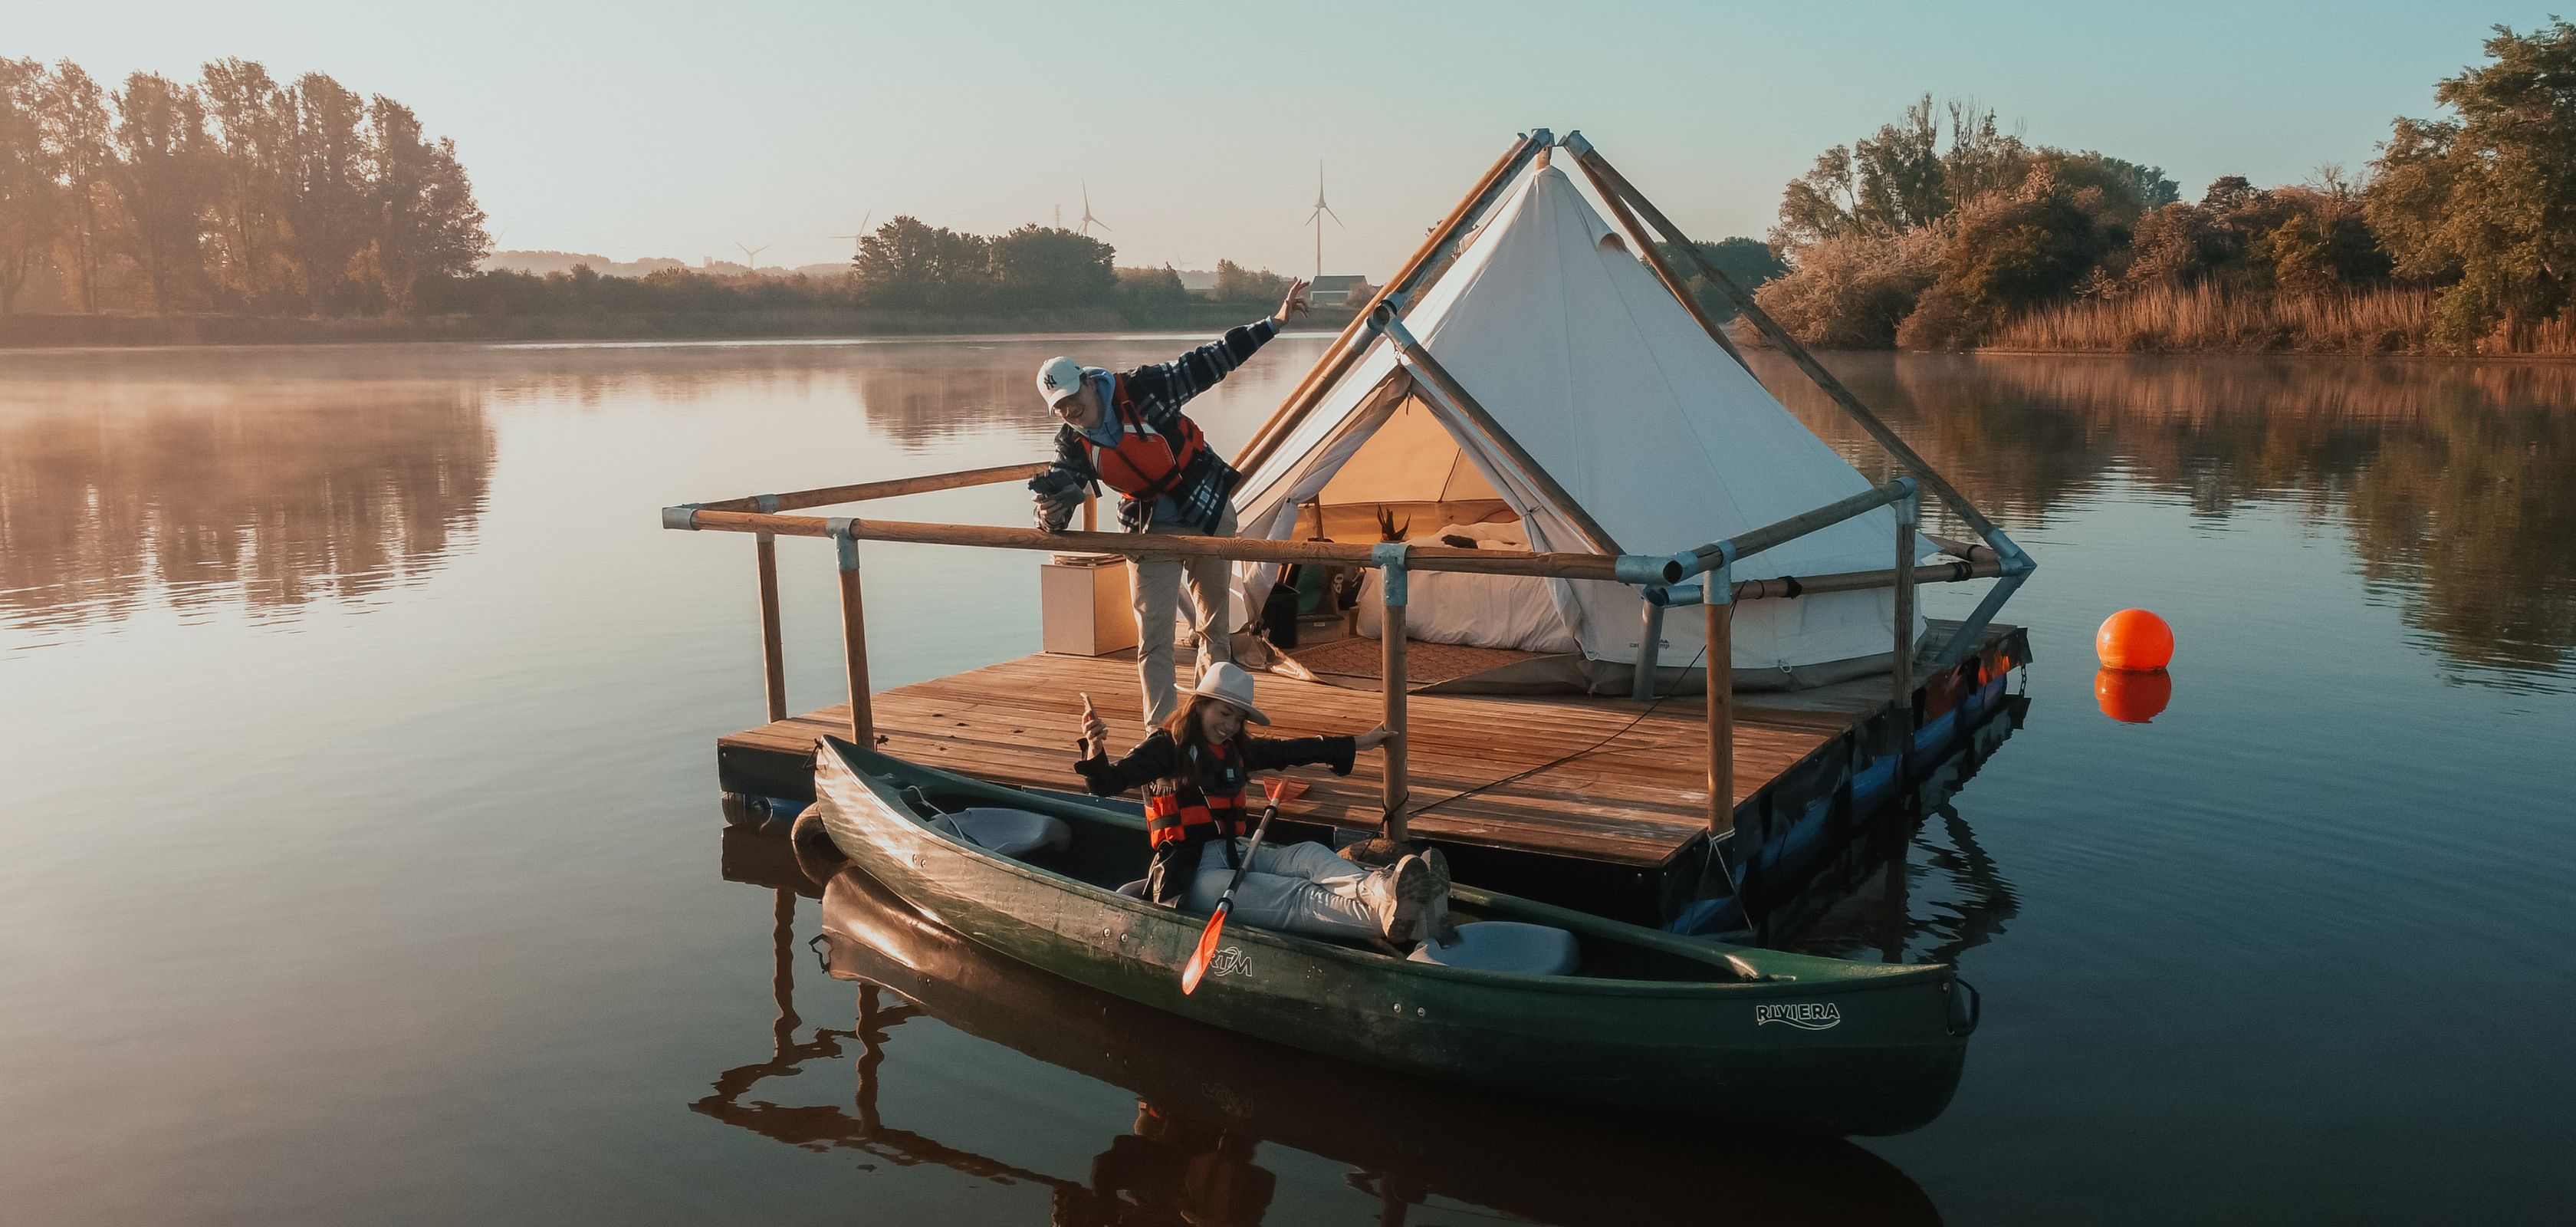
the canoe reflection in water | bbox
[695,848,1941,1226]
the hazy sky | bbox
[15,1,2536,275]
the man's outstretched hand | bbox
[1273,278,1311,329]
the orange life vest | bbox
[1142,741,1249,849]
[1083,376,1209,505]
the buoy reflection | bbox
[2095,666,2173,723]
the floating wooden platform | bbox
[718,620,2026,923]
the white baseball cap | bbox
[1036,357,1086,408]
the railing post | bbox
[754,495,787,722]
[1633,597,1667,701]
[1081,489,1097,533]
[1705,565,1735,837]
[830,519,874,745]
[1374,543,1410,842]
[1891,489,1920,732]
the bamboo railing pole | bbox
[699,462,1053,514]
[755,531,787,722]
[1081,490,1096,533]
[1666,478,1914,583]
[1385,323,1625,554]
[1571,144,2003,544]
[671,508,1632,581]
[1234,133,1545,479]
[1578,158,1753,373]
[1891,495,1919,729]
[1378,549,1410,840]
[1706,595,1736,837]
[1726,554,2000,601]
[833,524,874,745]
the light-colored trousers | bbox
[1132,505,1237,726]
[1184,837,1381,939]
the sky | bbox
[12,1,2540,276]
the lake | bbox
[2,335,2569,1225]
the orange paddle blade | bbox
[1180,906,1230,995]
[1260,778,1309,810]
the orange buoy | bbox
[2095,666,2173,723]
[2095,608,2175,671]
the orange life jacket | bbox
[1083,376,1209,505]
[1142,741,1249,849]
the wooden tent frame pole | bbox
[1579,161,1755,375]
[1234,132,1549,480]
[1566,139,2007,546]
[1381,314,1625,554]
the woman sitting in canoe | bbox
[1076,662,1446,946]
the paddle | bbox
[1179,776,1308,995]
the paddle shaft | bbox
[1208,798,1286,918]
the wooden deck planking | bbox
[723,650,1847,868]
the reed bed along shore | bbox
[1982,284,2576,357]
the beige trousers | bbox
[1132,505,1237,726]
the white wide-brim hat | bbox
[1183,661,1270,725]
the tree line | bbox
[1743,20,2576,355]
[419,217,1303,324]
[0,58,488,316]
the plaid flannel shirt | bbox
[1043,317,1278,533]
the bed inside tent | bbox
[1226,159,1927,696]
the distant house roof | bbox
[1312,275,1369,293]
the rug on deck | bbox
[1284,635,1546,689]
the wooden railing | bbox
[665,465,2000,840]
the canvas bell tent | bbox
[1228,158,1923,692]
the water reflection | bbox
[702,842,1940,1225]
[0,365,493,641]
[1760,354,2576,683]
[1774,696,2028,965]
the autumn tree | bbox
[2367,18,2576,347]
[110,71,214,313]
[0,59,59,312]
[199,58,296,311]
[39,61,113,312]
[358,96,488,311]
[853,215,993,309]
[987,225,1114,308]
[287,72,370,311]
[1213,258,1286,304]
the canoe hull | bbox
[813,738,1970,1135]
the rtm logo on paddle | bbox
[1754,1002,1842,1030]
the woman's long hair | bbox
[1162,693,1250,791]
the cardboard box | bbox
[1040,554,1136,656]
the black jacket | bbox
[1075,727,1355,904]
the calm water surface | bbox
[2,337,2570,1224]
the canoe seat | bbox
[924,807,1073,860]
[1407,921,1580,976]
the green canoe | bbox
[810,736,1979,1137]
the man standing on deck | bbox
[1030,279,1310,725]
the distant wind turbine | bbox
[1306,162,1343,281]
[1078,181,1110,236]
[830,212,876,260]
[735,242,769,274]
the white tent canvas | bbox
[1230,163,1921,689]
